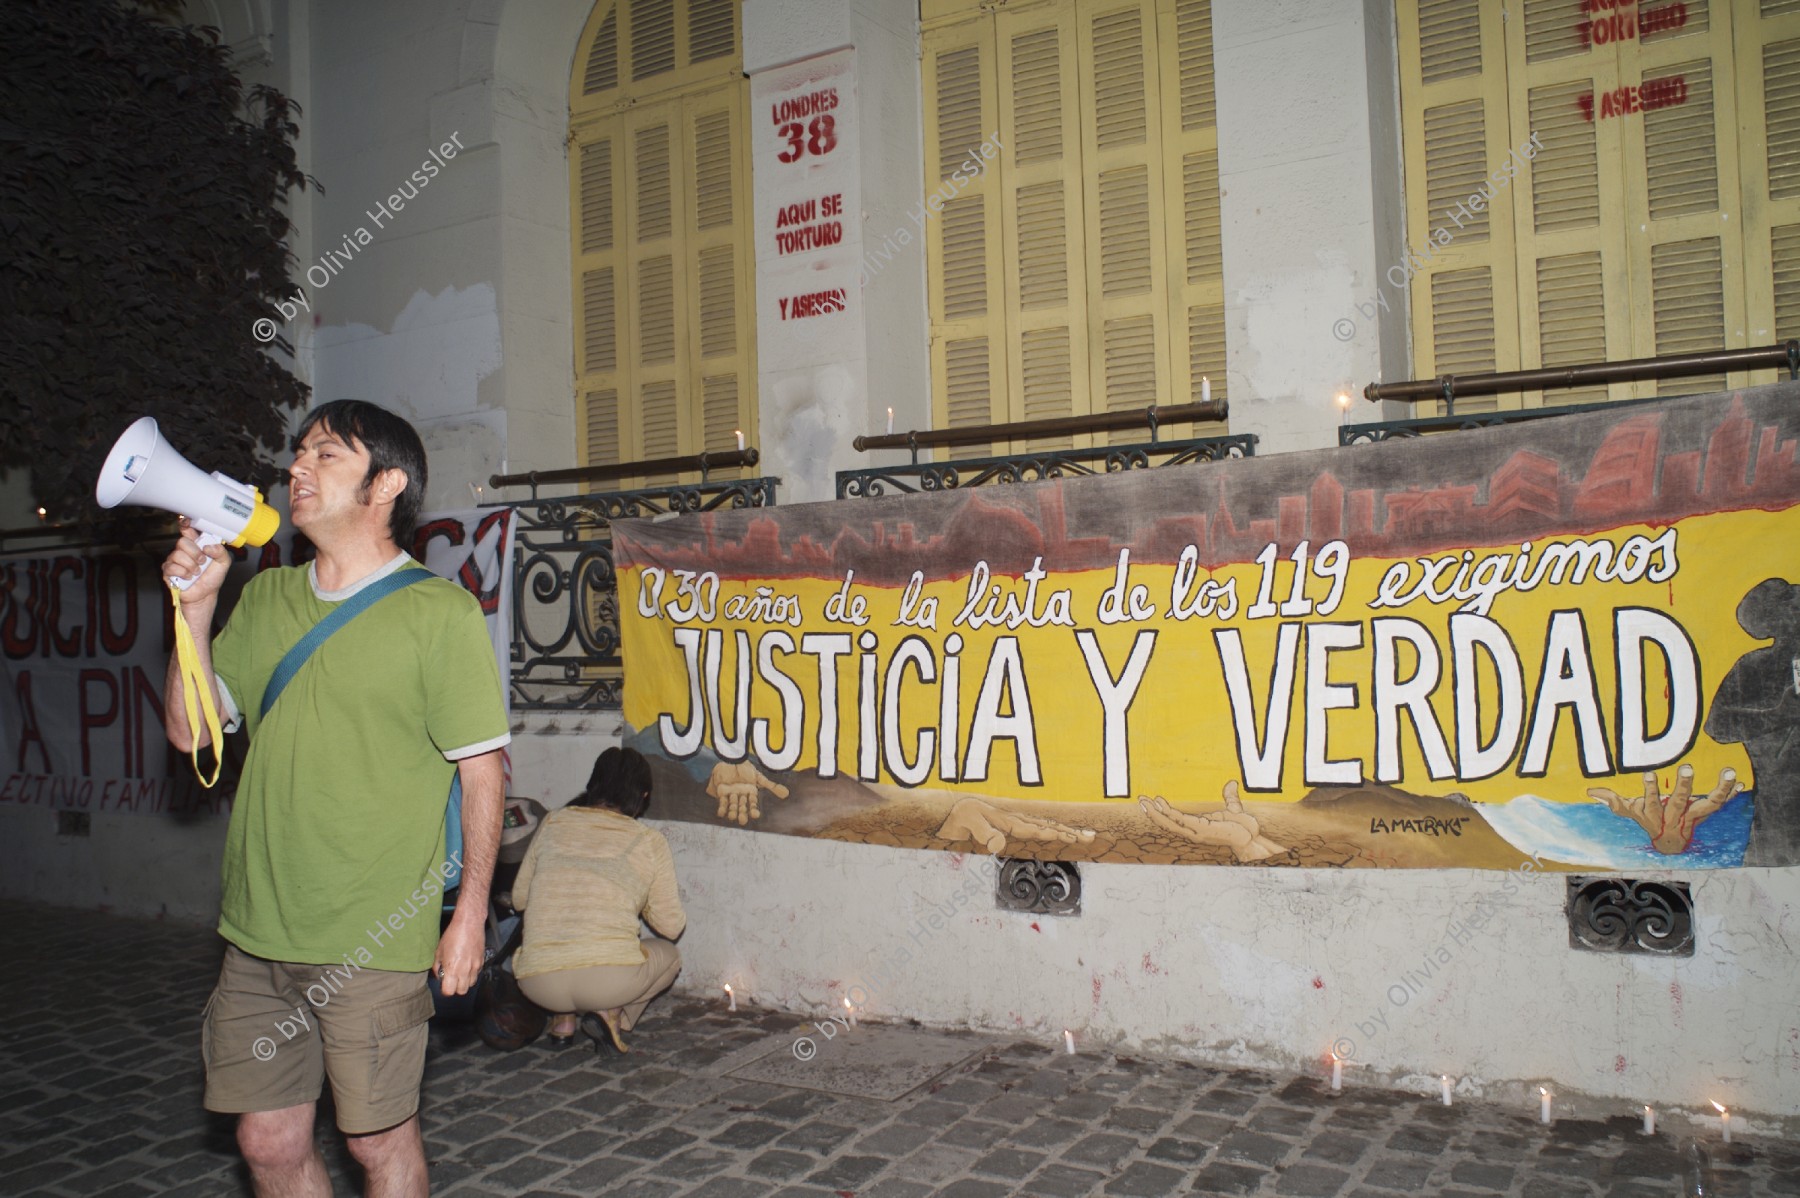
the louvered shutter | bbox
[689,98,754,456]
[922,0,1226,448]
[1398,2,1518,413]
[1079,2,1171,443]
[575,130,624,463]
[924,28,1008,452]
[1402,0,1792,410]
[571,1,755,475]
[995,7,1087,452]
[1613,4,1745,395]
[1161,0,1225,415]
[1505,1,1631,407]
[630,117,683,459]
[1738,5,1800,370]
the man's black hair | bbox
[573,746,653,819]
[293,400,427,547]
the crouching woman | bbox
[513,747,685,1050]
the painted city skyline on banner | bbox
[616,387,1800,870]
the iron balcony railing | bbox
[490,454,778,712]
[1344,342,1800,446]
[840,401,1249,497]
[488,447,763,498]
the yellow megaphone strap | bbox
[169,584,226,787]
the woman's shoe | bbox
[579,1009,630,1054]
[545,1015,578,1048]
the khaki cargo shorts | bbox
[201,943,434,1134]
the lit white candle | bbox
[843,997,857,1028]
[1201,376,1211,403]
[1330,1053,1342,1092]
[1713,1102,1730,1143]
[1440,1076,1452,1106]
[734,429,744,452]
[1539,1087,1552,1124]
[1063,1029,1075,1055]
[1643,1105,1655,1136]
[886,407,894,435]
[724,984,736,1012]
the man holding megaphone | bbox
[156,401,509,1198]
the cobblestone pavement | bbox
[2,901,1794,1197]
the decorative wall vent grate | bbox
[996,859,1080,916]
[1566,877,1694,956]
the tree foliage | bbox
[0,0,310,525]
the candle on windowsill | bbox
[734,429,745,452]
[1643,1105,1655,1136]
[1539,1087,1552,1124]
[843,997,857,1028]
[1201,376,1211,404]
[1713,1101,1730,1144]
[1063,1029,1075,1055]
[1440,1076,1452,1106]
[886,407,894,435]
[1330,1052,1343,1093]
[724,984,736,1012]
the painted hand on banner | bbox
[1587,764,1741,855]
[1139,782,1287,863]
[935,798,1097,855]
[706,762,791,826]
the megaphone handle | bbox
[170,531,225,593]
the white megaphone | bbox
[95,417,281,589]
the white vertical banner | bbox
[750,48,865,375]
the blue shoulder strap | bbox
[260,567,433,720]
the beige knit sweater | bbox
[512,806,686,977]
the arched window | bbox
[569,0,756,468]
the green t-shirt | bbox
[212,555,510,971]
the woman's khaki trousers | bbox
[516,939,681,1031]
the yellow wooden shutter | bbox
[1082,2,1170,443]
[570,1,756,476]
[1161,0,1225,413]
[1398,1,1518,413]
[631,116,682,459]
[924,26,1008,453]
[1737,4,1800,376]
[576,126,624,460]
[1616,5,1744,395]
[922,0,1226,451]
[1400,0,1783,409]
[690,100,753,457]
[997,6,1088,452]
[1504,0,1632,407]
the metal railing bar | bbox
[853,401,1229,457]
[1365,342,1800,408]
[489,448,761,496]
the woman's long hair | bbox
[572,746,653,818]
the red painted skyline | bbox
[614,395,1799,585]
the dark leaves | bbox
[0,0,311,522]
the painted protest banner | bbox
[0,507,515,817]
[616,387,1800,870]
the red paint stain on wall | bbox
[1312,976,1325,990]
[1142,952,1165,976]
[1615,1055,1628,1073]
[1030,922,1041,933]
